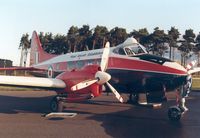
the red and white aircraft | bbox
[0,31,200,121]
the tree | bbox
[178,29,196,66]
[38,32,54,53]
[77,25,92,51]
[51,34,68,54]
[19,33,31,66]
[194,32,200,65]
[168,27,180,60]
[148,27,168,56]
[66,26,79,52]
[129,28,150,49]
[109,27,128,47]
[92,25,109,49]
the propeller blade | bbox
[100,42,110,71]
[106,82,124,103]
[71,79,98,91]
[186,60,197,71]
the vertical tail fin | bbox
[29,31,56,66]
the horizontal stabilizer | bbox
[0,75,66,88]
[188,67,200,74]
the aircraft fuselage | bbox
[31,46,187,96]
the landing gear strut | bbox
[168,85,188,121]
[50,96,64,112]
[49,93,93,112]
[127,93,139,104]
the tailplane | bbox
[29,31,56,66]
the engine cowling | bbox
[55,65,103,97]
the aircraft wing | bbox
[188,67,200,75]
[0,66,44,71]
[0,75,66,89]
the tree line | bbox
[19,25,200,66]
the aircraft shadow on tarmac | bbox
[0,95,54,114]
[0,92,200,138]
[86,92,200,138]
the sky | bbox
[0,0,200,65]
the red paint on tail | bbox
[30,31,57,66]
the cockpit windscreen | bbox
[113,44,147,56]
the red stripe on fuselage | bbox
[108,57,187,75]
[32,54,187,77]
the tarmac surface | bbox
[0,90,200,138]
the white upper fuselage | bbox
[32,38,187,76]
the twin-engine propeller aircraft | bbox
[0,31,200,121]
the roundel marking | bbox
[47,66,54,78]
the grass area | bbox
[192,78,200,90]
[0,86,41,91]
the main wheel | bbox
[127,93,139,104]
[50,96,60,112]
[168,106,182,121]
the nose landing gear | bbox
[168,106,184,121]
[168,84,189,121]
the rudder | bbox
[29,31,56,66]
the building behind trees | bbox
[0,59,12,67]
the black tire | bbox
[50,97,59,112]
[168,106,182,121]
[127,93,139,104]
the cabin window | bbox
[67,61,76,71]
[96,58,101,65]
[76,60,85,69]
[56,63,60,70]
[86,59,96,65]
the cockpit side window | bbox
[130,45,145,54]
[113,47,126,55]
[118,48,126,55]
[124,47,134,56]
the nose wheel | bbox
[168,84,190,121]
[168,106,184,121]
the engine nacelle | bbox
[55,65,103,96]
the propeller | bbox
[100,42,110,71]
[186,60,199,75]
[71,71,111,91]
[71,79,98,91]
[183,60,198,97]
[71,42,124,103]
[186,60,197,72]
[106,82,124,103]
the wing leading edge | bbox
[0,75,66,88]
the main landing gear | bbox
[50,96,65,112]
[50,94,93,112]
[127,93,139,104]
